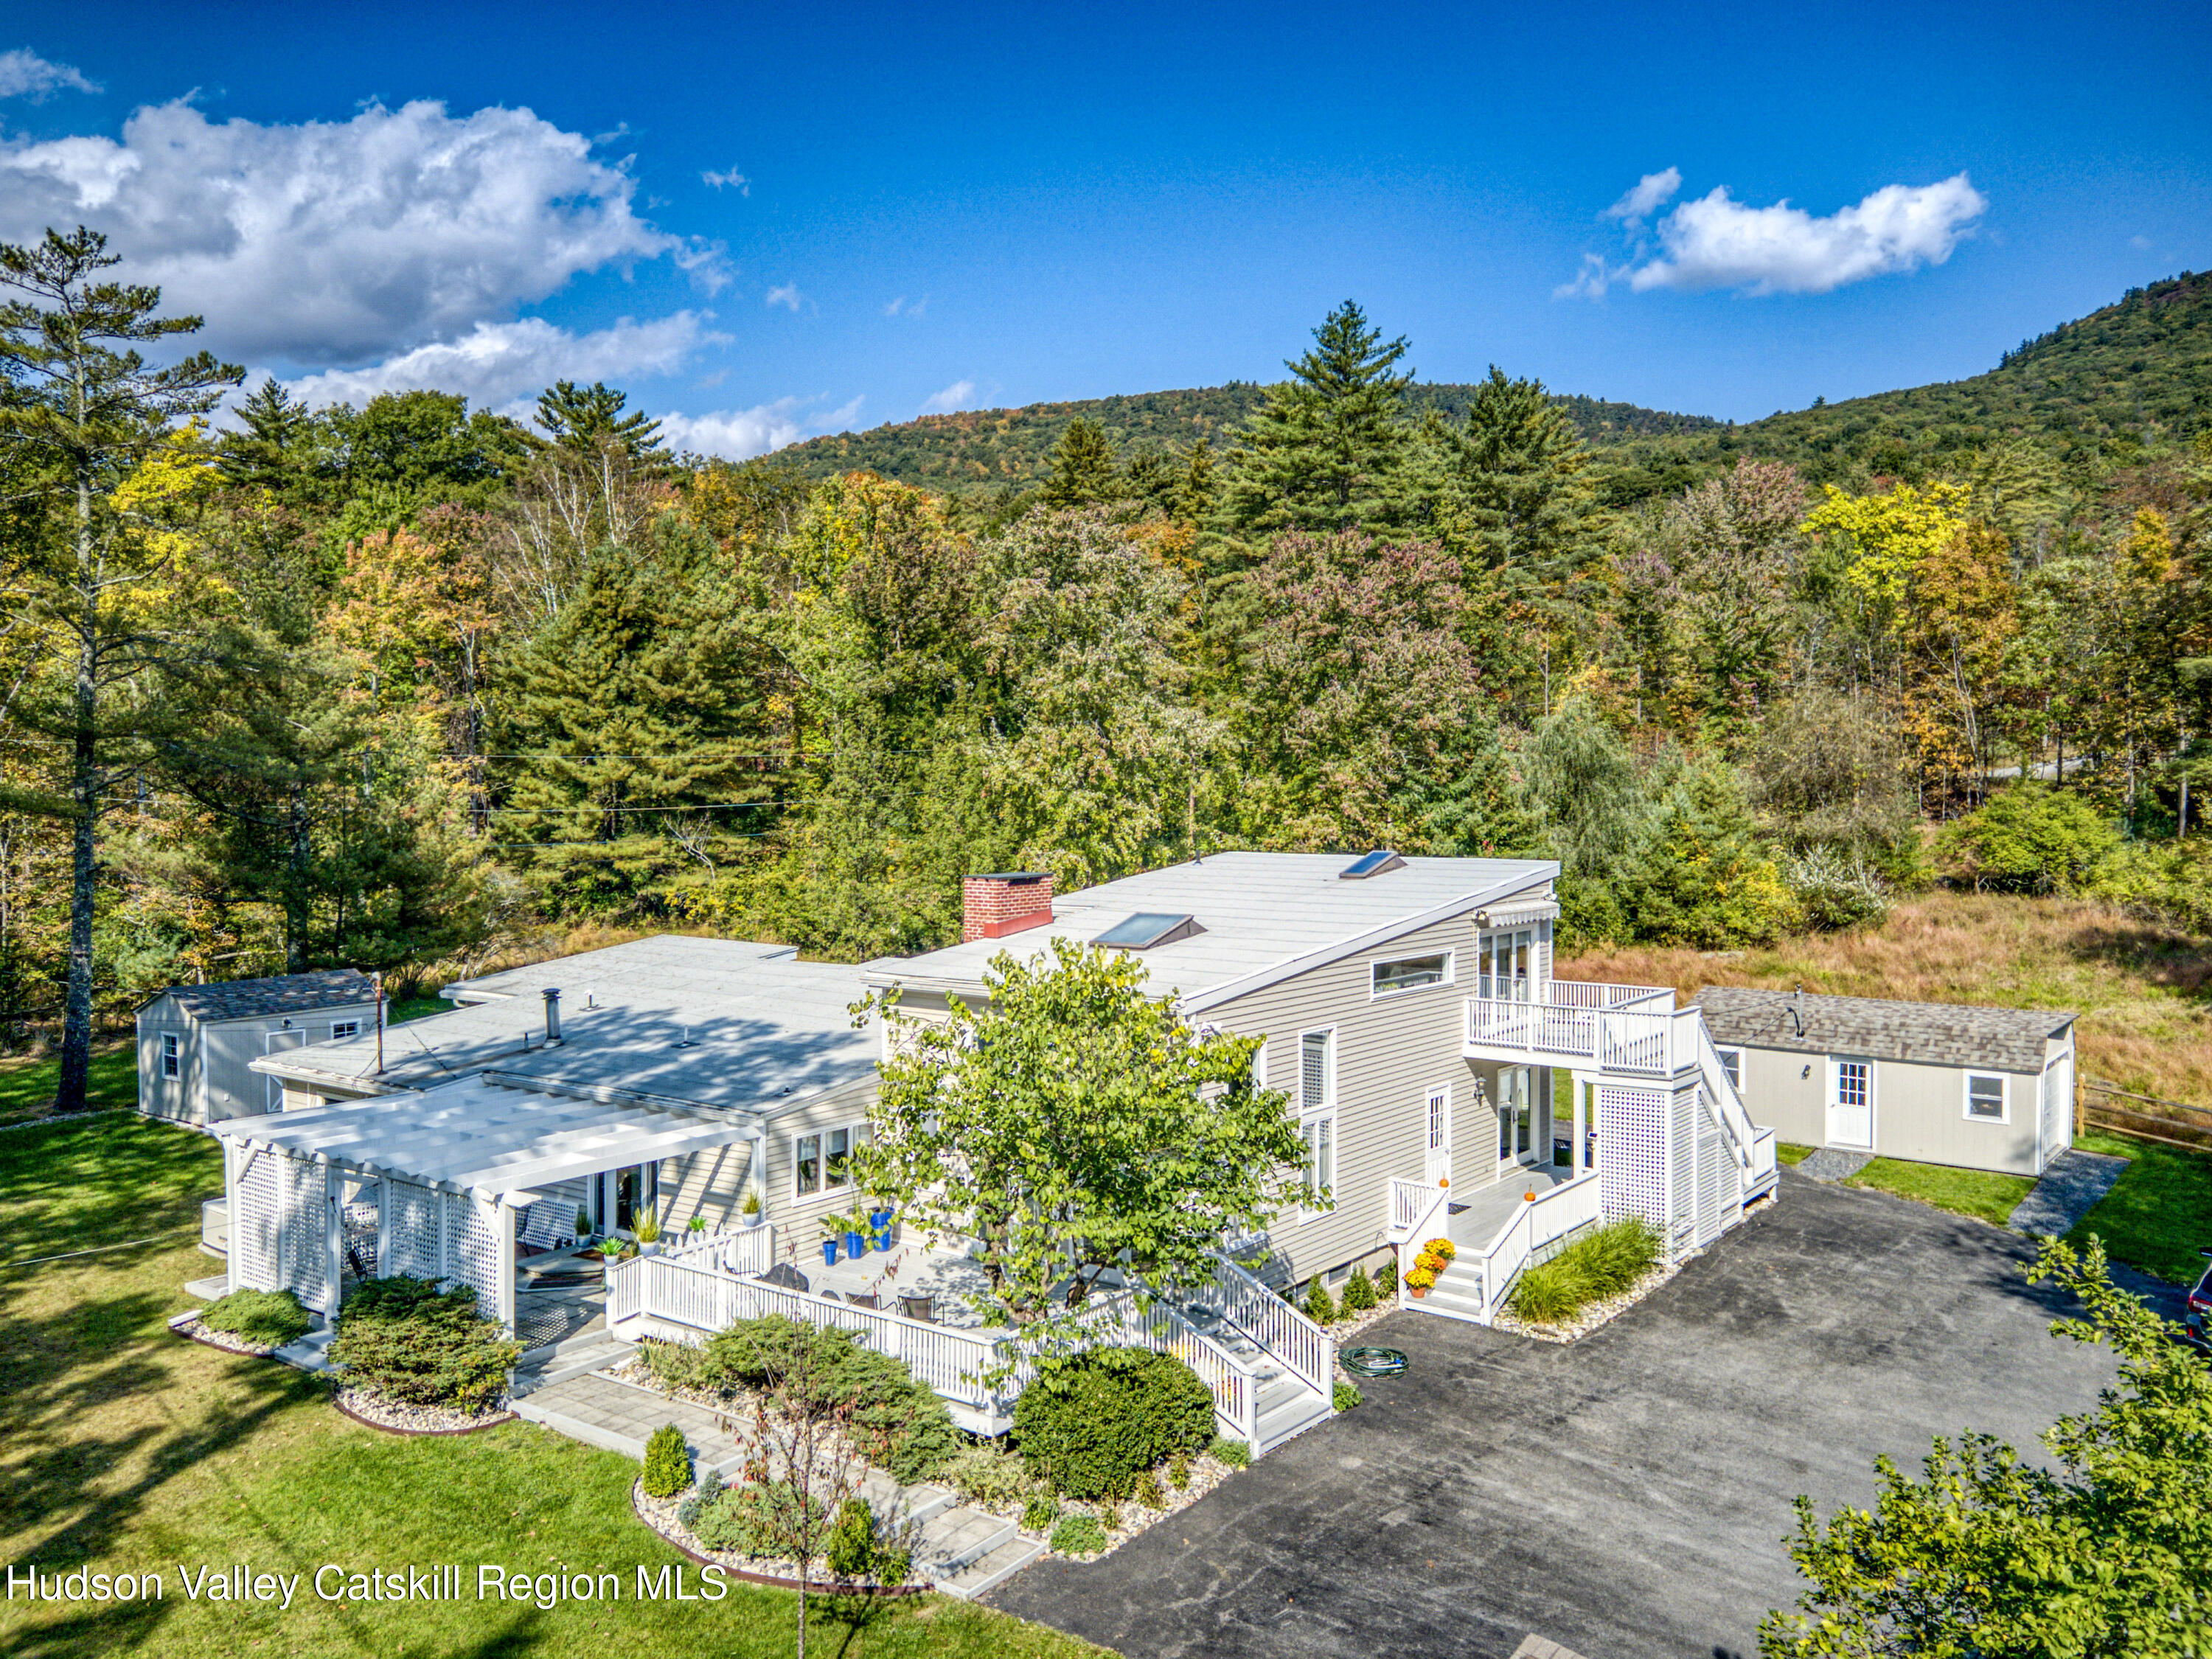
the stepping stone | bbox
[2008,1148,2128,1237]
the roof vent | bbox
[1340,849,1405,880]
[1093,913,1206,951]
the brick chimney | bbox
[961,872,1054,942]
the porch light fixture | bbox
[1093,912,1205,950]
[1339,848,1405,880]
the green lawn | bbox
[0,1043,137,1127]
[1775,1142,1817,1166]
[0,1115,1096,1658]
[2069,1132,2212,1284]
[1842,1158,2038,1228]
[389,993,449,1024]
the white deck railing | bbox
[1687,1012,1757,1172]
[1199,1252,1335,1399]
[1467,1169,1603,1324]
[1466,981,1675,1074]
[1386,1176,1436,1239]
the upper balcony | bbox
[1464,978,1681,1075]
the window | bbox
[160,1033,180,1079]
[792,1121,872,1200]
[1426,1085,1449,1152]
[1299,1030,1333,1113]
[1372,951,1452,996]
[1837,1061,1868,1110]
[1716,1047,1743,1091]
[330,1020,361,1042]
[1965,1073,2007,1121]
[1302,1116,1335,1208]
[1475,929,1534,1000]
[1251,1039,1267,1091]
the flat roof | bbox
[257,936,877,1111]
[1694,987,2075,1075]
[212,1074,756,1203]
[866,852,1558,1010]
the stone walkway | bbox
[1794,1147,1874,1183]
[2008,1147,2128,1237]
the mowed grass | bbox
[1842,1158,2037,1228]
[2069,1131,2212,1284]
[1775,1142,1817,1166]
[0,1116,1097,1659]
[0,1043,136,1127]
[1559,890,2212,1106]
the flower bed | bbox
[1493,1256,1681,1343]
[333,1385,512,1434]
[633,1478,922,1593]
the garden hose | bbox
[1339,1346,1408,1378]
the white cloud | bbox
[657,393,865,461]
[1604,166,1680,223]
[1563,171,1987,299]
[0,48,96,101]
[883,293,928,319]
[0,97,676,364]
[765,283,802,311]
[281,312,725,414]
[919,378,975,416]
[2131,234,2154,250]
[701,166,748,195]
[883,295,905,316]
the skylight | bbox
[1339,849,1405,880]
[1093,913,1205,950]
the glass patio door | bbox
[1495,1066,1535,1168]
[1477,930,1534,1001]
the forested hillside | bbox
[2,225,2208,1114]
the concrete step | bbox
[933,1534,1044,1601]
[913,1505,1017,1580]
[1256,1384,1332,1453]
[1405,1277,1491,1326]
[858,1469,956,1526]
[514,1339,630,1395]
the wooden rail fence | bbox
[2079,1077,2212,1153]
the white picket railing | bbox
[606,1255,640,1323]
[1046,1281,1262,1444]
[1386,1176,1436,1238]
[1200,1252,1335,1399]
[1749,1125,1778,1192]
[1686,1010,1757,1172]
[655,1225,773,1276]
[1466,989,1675,1075]
[1393,1183,1453,1312]
[1467,1169,1603,1324]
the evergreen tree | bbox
[218,377,320,495]
[534,379,666,460]
[1420,367,1591,579]
[0,227,240,1112]
[1175,436,1217,525]
[1041,417,1121,508]
[1225,300,1411,534]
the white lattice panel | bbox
[234,1151,279,1291]
[1696,1115,1724,1246]
[1599,1085,1667,1228]
[386,1180,442,1279]
[1669,1085,1698,1254]
[447,1194,501,1310]
[279,1155,329,1311]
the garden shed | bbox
[137,970,380,1125]
[209,1071,765,1333]
[1693,987,2077,1177]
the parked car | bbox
[2184,1249,2212,1352]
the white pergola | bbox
[212,1072,762,1335]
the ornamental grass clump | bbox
[1505,1217,1663,1326]
[198,1287,310,1348]
[1049,1512,1108,1559]
[328,1275,521,1413]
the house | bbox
[136,970,380,1125]
[1693,987,2079,1176]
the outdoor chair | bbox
[898,1293,935,1323]
[846,1293,879,1310]
[763,1261,811,1294]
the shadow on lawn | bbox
[2062,918,2212,998]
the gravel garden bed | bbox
[1492,1254,1686,1343]
[632,1478,924,1593]
[332,1385,514,1434]
[171,1312,285,1358]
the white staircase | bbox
[1182,1254,1336,1453]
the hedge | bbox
[327,1275,521,1413]
[1014,1346,1215,1500]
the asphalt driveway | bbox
[990,1170,2160,1659]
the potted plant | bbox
[1404,1265,1436,1299]
[740,1191,764,1229]
[1422,1238,1455,1271]
[687,1214,708,1240]
[573,1203,592,1246]
[819,1212,847,1267]
[867,1203,894,1251]
[843,1211,867,1261]
[634,1203,664,1257]
[599,1237,639,1285]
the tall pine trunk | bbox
[57,470,98,1114]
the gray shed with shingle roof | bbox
[138,970,382,1126]
[1691,987,2077,1177]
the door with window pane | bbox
[1495,1066,1534,1167]
[1424,1085,1453,1186]
[1477,930,1534,1001]
[1827,1059,1873,1149]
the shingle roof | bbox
[1693,987,2073,1074]
[157,969,379,1022]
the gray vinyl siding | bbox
[761,1079,883,1231]
[1209,891,1554,1285]
[136,1002,195,1122]
[657,1140,758,1234]
[203,1006,380,1121]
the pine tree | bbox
[1040,417,1121,507]
[1428,367,1591,579]
[1175,436,1217,525]
[534,380,666,459]
[1224,300,1411,534]
[219,377,319,494]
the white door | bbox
[1497,1067,1537,1168]
[264,1029,305,1112]
[1424,1085,1453,1186]
[1827,1057,1873,1149]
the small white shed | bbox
[1693,987,2078,1177]
[137,970,381,1125]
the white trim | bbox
[160,1032,181,1079]
[1297,1026,1338,1219]
[1369,948,1455,999]
[1714,1046,1744,1093]
[329,1020,361,1042]
[1826,1055,1876,1150]
[790,1119,871,1205]
[1963,1071,2009,1124]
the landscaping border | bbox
[167,1310,285,1359]
[333,1394,515,1437]
[627,1479,931,1598]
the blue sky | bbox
[1,1,2205,454]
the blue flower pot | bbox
[844,1231,866,1261]
[821,1239,839,1267]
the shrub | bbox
[1020,1492,1060,1533]
[942,1440,1033,1507]
[1376,1255,1397,1297]
[199,1287,310,1348]
[1340,1265,1377,1313]
[1303,1278,1337,1325]
[678,1467,725,1531]
[1941,784,2120,894]
[1015,1346,1215,1500]
[1168,1451,1190,1490]
[640,1338,709,1393]
[826,1497,879,1580]
[1506,1217,1663,1326]
[690,1316,959,1483]
[1208,1436,1251,1469]
[1096,1501,1120,1531]
[643,1423,692,1498]
[1333,1380,1363,1412]
[1049,1513,1108,1559]
[1133,1472,1165,1509]
[328,1276,521,1412]
[1784,843,1892,931]
[688,1480,827,1558]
